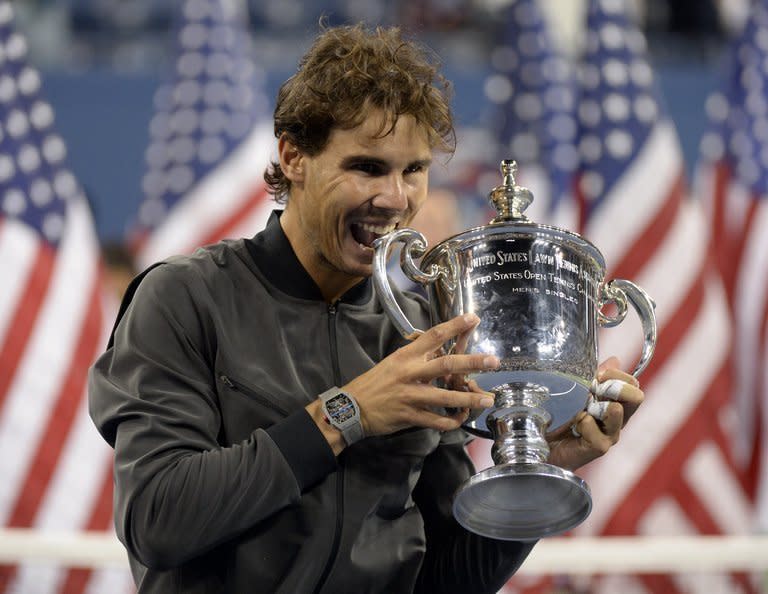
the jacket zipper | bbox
[313,302,344,594]
[218,374,291,416]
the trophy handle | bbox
[372,228,443,341]
[598,279,658,378]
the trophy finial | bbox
[489,159,534,222]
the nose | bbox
[372,172,408,212]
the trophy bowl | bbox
[372,160,657,541]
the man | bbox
[89,24,644,593]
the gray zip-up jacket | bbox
[88,212,534,593]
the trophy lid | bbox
[488,160,534,222]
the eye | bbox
[404,164,424,175]
[351,161,385,176]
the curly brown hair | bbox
[264,23,456,202]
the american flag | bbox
[571,1,753,592]
[695,0,768,533]
[470,2,576,591]
[478,0,755,592]
[480,0,579,230]
[0,2,132,593]
[132,0,274,269]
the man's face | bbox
[281,110,433,293]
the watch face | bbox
[327,394,356,424]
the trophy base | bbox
[452,462,592,541]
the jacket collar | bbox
[245,210,372,305]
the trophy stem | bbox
[487,383,551,466]
[452,383,592,541]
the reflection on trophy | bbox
[372,160,657,541]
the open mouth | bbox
[350,221,397,249]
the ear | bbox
[278,134,305,184]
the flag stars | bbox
[180,24,208,50]
[0,2,13,26]
[518,31,543,57]
[510,132,539,160]
[629,60,653,87]
[170,108,198,135]
[699,132,725,160]
[199,135,225,163]
[206,52,231,78]
[515,93,543,121]
[17,143,40,173]
[6,109,28,138]
[580,171,605,199]
[605,129,634,159]
[0,153,13,181]
[599,23,624,50]
[226,111,252,138]
[3,187,25,215]
[18,67,40,96]
[579,63,601,90]
[604,93,631,121]
[485,74,514,105]
[201,107,227,134]
[168,165,194,193]
[746,91,767,118]
[178,52,205,78]
[41,211,64,242]
[29,178,53,206]
[634,95,658,122]
[142,170,166,197]
[138,197,167,226]
[580,135,603,162]
[553,143,579,172]
[184,0,211,21]
[490,46,518,73]
[549,113,577,141]
[30,101,54,130]
[706,93,729,122]
[209,25,234,50]
[602,59,629,87]
[0,74,15,102]
[53,170,77,199]
[137,0,273,230]
[169,137,196,163]
[203,80,229,105]
[4,32,26,61]
[174,80,202,106]
[754,117,768,141]
[578,99,602,127]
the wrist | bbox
[307,400,347,456]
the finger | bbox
[590,378,643,404]
[597,364,640,388]
[597,356,621,373]
[410,385,495,410]
[410,407,470,432]
[453,319,474,355]
[420,352,500,381]
[410,314,480,356]
[572,413,615,454]
[596,402,624,437]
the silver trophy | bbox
[372,160,657,541]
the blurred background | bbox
[3,0,768,593]
[12,0,743,240]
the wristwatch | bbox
[318,387,364,446]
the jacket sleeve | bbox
[412,431,536,594]
[88,263,336,570]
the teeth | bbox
[360,222,396,235]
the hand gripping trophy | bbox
[372,160,657,541]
